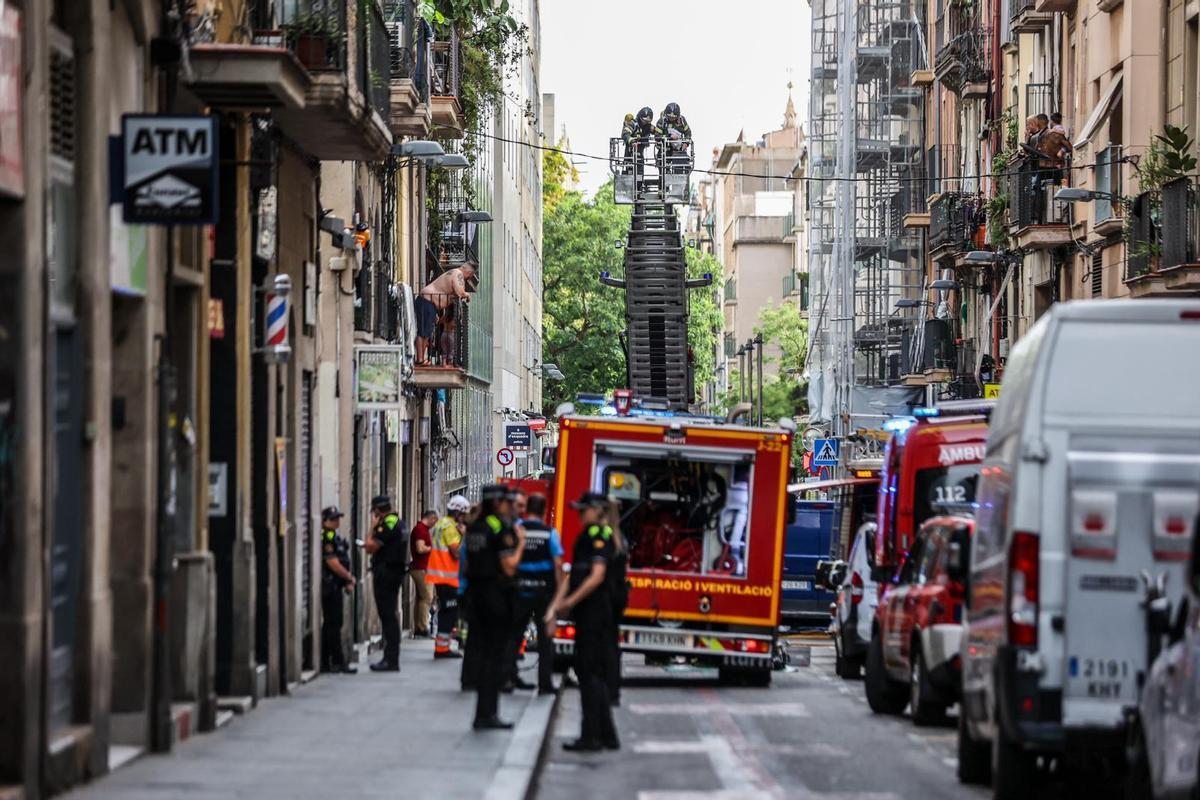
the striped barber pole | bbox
[265,291,288,347]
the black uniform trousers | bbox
[373,566,404,665]
[606,598,627,702]
[575,602,618,744]
[321,585,345,669]
[465,581,512,722]
[435,583,459,637]
[506,591,555,691]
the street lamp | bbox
[1053,187,1122,204]
[930,279,960,290]
[458,210,493,224]
[894,298,928,309]
[438,153,470,170]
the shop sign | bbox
[355,346,405,409]
[121,114,219,224]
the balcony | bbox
[185,43,311,110]
[384,0,431,137]
[1011,0,1054,31]
[409,292,472,389]
[898,162,930,228]
[1158,178,1200,292]
[783,272,810,309]
[929,192,982,261]
[1124,191,1168,297]
[270,1,393,160]
[733,216,787,244]
[781,212,797,241]
[934,9,990,94]
[1035,0,1073,10]
[1011,162,1073,250]
[429,28,464,137]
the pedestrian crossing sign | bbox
[812,438,839,467]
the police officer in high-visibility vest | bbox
[365,495,406,671]
[547,492,619,751]
[464,485,524,729]
[428,495,470,659]
[320,506,357,674]
[504,493,563,694]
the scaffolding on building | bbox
[808,0,928,444]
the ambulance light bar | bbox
[913,399,997,419]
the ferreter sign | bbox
[121,115,219,225]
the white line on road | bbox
[638,791,901,800]
[628,702,809,717]
[634,741,850,759]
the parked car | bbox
[782,499,838,626]
[864,516,971,724]
[829,520,879,679]
[1127,510,1200,799]
[957,300,1200,800]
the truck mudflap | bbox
[552,622,775,668]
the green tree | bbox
[717,299,809,422]
[541,177,630,412]
[685,247,724,390]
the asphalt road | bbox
[534,639,988,800]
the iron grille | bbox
[1161,177,1196,270]
[50,33,75,162]
[1091,250,1103,297]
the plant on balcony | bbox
[282,10,340,69]
[1123,125,1195,274]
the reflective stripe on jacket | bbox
[426,515,460,587]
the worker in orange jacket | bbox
[428,495,470,658]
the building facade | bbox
[806,0,1200,476]
[712,95,804,390]
[0,0,540,795]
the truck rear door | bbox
[1061,445,1200,728]
[782,501,835,618]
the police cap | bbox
[370,495,393,512]
[570,491,609,510]
[480,484,511,503]
[321,505,344,522]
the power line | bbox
[468,127,1110,186]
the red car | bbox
[865,515,972,725]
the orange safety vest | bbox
[425,515,460,587]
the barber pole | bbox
[261,274,292,363]
[265,291,287,347]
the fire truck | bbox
[549,405,794,686]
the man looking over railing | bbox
[415,261,474,365]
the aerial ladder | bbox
[604,131,711,409]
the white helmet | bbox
[447,495,470,513]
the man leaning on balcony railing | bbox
[416,261,475,366]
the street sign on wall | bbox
[984,383,1001,399]
[505,422,532,451]
[121,114,219,224]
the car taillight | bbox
[850,572,864,606]
[1007,532,1039,648]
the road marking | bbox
[635,741,849,759]
[628,702,809,717]
[639,792,900,800]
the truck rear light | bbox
[1071,488,1116,559]
[555,624,576,640]
[850,571,864,605]
[1181,310,1200,320]
[1153,490,1199,561]
[1007,531,1039,648]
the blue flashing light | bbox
[600,270,611,279]
[912,407,941,418]
[882,417,916,434]
[599,405,618,416]
[703,272,713,280]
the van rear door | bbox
[1061,446,1200,727]
[782,501,836,620]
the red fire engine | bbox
[549,406,793,685]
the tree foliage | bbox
[717,299,809,422]
[541,157,722,414]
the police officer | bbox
[464,485,524,730]
[504,493,564,694]
[547,491,619,752]
[320,506,357,674]
[365,495,406,672]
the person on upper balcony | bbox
[415,261,474,366]
[657,102,691,141]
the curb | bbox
[483,690,562,800]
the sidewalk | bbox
[66,639,555,800]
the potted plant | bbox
[283,10,338,69]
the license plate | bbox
[782,580,812,591]
[633,630,692,648]
[1067,656,1135,700]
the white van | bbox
[956,300,1200,799]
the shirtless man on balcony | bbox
[415,261,475,365]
